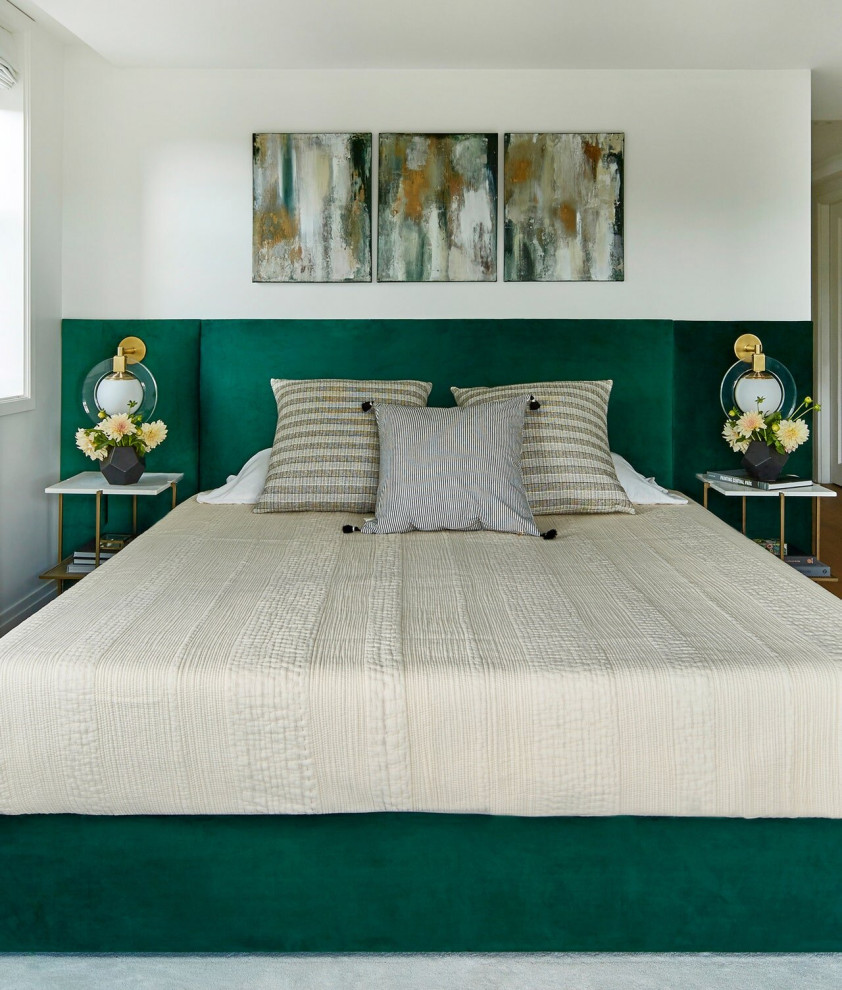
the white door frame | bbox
[812,166,842,483]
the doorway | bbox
[814,173,842,485]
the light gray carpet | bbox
[1,954,841,989]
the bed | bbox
[3,315,839,952]
[3,497,841,818]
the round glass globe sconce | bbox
[720,334,796,418]
[82,336,158,423]
[95,373,146,415]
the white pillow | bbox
[198,448,685,508]
[611,453,687,505]
[197,449,271,504]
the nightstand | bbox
[696,473,838,582]
[39,471,184,593]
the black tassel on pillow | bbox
[540,529,557,540]
[342,525,362,534]
[528,395,541,411]
[361,401,372,412]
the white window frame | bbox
[0,25,31,417]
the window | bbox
[0,24,26,407]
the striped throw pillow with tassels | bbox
[451,380,634,515]
[254,378,432,514]
[360,395,540,536]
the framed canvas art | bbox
[252,133,372,283]
[378,133,497,282]
[504,132,624,282]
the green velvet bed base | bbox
[3,813,842,952]
[36,316,826,953]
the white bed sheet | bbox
[1,497,841,817]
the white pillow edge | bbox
[198,447,688,507]
[611,452,688,505]
[197,448,272,504]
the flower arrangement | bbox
[722,397,819,455]
[76,403,168,462]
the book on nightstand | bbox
[786,555,832,578]
[72,534,133,563]
[788,561,832,577]
[753,541,831,576]
[705,469,813,490]
[65,561,97,574]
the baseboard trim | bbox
[0,582,55,637]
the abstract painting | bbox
[378,133,497,282]
[504,132,624,282]
[252,133,372,282]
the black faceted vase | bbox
[100,447,146,485]
[741,440,788,482]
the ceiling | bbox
[19,0,842,118]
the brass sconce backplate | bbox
[118,336,147,365]
[734,333,762,364]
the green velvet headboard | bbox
[199,319,675,491]
[60,317,813,550]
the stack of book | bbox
[754,540,831,578]
[66,534,133,574]
[782,550,832,579]
[705,469,813,491]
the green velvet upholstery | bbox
[2,813,842,952]
[43,315,826,953]
[60,320,201,557]
[199,319,675,491]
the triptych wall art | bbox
[378,133,498,282]
[252,132,624,283]
[504,132,624,282]
[252,133,372,283]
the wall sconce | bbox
[720,333,796,417]
[82,336,158,422]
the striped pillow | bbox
[451,380,634,515]
[254,378,432,513]
[361,396,539,536]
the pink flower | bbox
[101,414,136,441]
[735,410,765,436]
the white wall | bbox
[62,54,811,321]
[0,22,63,631]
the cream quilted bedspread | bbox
[2,497,842,817]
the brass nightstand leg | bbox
[95,490,102,567]
[703,482,709,509]
[779,492,785,560]
[741,496,746,535]
[171,481,177,510]
[133,495,138,535]
[816,497,822,560]
[57,493,63,565]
